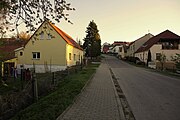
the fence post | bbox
[0,95,2,113]
[20,69,24,90]
[32,71,38,102]
[52,72,56,85]
[67,67,69,76]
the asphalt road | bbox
[105,55,180,120]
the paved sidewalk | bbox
[57,61,123,120]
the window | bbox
[119,47,122,52]
[20,52,23,56]
[47,33,51,40]
[79,54,80,60]
[161,39,179,50]
[69,53,71,60]
[32,52,40,59]
[156,53,161,60]
[39,32,44,40]
[74,54,76,61]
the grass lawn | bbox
[11,64,100,120]
[0,77,24,95]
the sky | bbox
[22,0,180,44]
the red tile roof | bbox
[135,30,180,53]
[49,22,83,50]
[113,41,128,46]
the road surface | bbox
[105,55,180,120]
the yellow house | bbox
[15,20,84,73]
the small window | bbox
[119,47,122,52]
[74,54,76,61]
[69,53,71,60]
[20,52,23,56]
[32,52,40,59]
[156,53,161,60]
[40,32,44,40]
[47,33,51,40]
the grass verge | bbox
[11,64,100,120]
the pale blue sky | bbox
[22,0,180,44]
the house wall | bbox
[135,44,180,63]
[66,44,84,66]
[127,44,135,57]
[113,46,120,54]
[150,44,180,61]
[16,21,67,73]
[118,45,126,59]
[127,33,153,57]
[135,51,148,62]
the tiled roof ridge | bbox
[49,22,83,50]
[135,33,154,43]
[135,30,180,53]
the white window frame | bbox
[32,52,40,59]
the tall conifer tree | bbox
[83,20,101,58]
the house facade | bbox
[101,42,110,53]
[117,44,128,59]
[111,41,128,55]
[0,38,26,76]
[127,33,154,57]
[135,30,180,66]
[15,20,83,73]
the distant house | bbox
[15,20,83,73]
[135,30,180,66]
[117,44,128,59]
[101,42,110,53]
[111,41,128,55]
[0,38,25,76]
[127,33,154,57]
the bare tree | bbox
[0,0,75,34]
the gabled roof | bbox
[49,22,83,50]
[24,20,83,51]
[129,33,154,47]
[135,30,180,53]
[113,41,127,46]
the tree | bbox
[171,53,180,70]
[158,53,166,71]
[0,0,75,34]
[18,31,31,41]
[83,20,101,58]
[147,50,152,66]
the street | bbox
[105,55,180,120]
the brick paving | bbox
[57,60,123,120]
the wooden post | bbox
[20,68,24,90]
[67,67,69,76]
[32,72,38,102]
[32,62,38,101]
[52,72,56,85]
